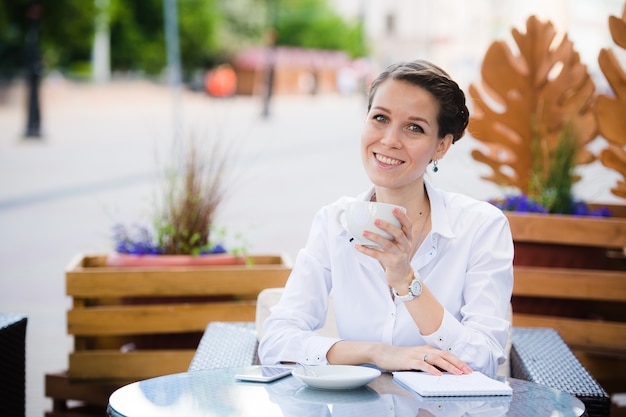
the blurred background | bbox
[1,0,625,416]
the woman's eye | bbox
[408,124,424,133]
[373,114,388,123]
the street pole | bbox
[163,0,183,164]
[261,0,278,118]
[24,0,42,139]
[92,0,111,84]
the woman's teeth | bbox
[376,154,402,165]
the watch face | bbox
[410,279,422,296]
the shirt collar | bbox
[425,181,455,239]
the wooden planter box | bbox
[65,253,292,381]
[506,206,626,392]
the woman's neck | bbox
[372,184,429,221]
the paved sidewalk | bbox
[0,78,620,416]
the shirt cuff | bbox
[421,309,467,355]
[302,337,343,365]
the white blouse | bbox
[258,181,514,376]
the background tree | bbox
[275,0,367,58]
[0,0,96,79]
[0,0,367,82]
[109,0,220,78]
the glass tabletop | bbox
[107,366,586,417]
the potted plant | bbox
[467,15,625,258]
[105,135,246,267]
[467,14,626,388]
[64,131,292,381]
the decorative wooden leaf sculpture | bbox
[468,16,596,194]
[597,4,626,199]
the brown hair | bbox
[367,60,469,143]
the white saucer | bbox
[291,365,381,390]
[292,385,380,403]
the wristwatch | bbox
[392,272,423,302]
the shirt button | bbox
[438,336,445,343]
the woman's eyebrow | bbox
[408,116,431,126]
[371,106,431,126]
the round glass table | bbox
[107,367,586,417]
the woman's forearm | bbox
[402,284,444,335]
[327,340,381,366]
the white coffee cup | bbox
[337,201,406,247]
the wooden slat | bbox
[589,204,626,218]
[506,212,626,247]
[68,350,194,380]
[66,264,291,297]
[67,302,256,336]
[573,352,626,380]
[44,372,124,405]
[512,314,626,352]
[513,266,626,301]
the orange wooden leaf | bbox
[596,4,626,200]
[469,16,597,194]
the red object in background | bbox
[205,65,237,97]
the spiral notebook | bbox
[392,371,512,397]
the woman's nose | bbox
[380,126,402,147]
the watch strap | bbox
[392,272,422,302]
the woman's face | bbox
[361,78,452,192]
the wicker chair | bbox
[0,313,27,417]
[189,290,610,417]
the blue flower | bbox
[112,224,162,255]
[112,223,229,255]
[489,194,611,217]
[489,194,547,213]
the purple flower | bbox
[489,194,547,213]
[112,223,229,255]
[489,194,611,217]
[112,224,162,255]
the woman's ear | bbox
[434,134,454,160]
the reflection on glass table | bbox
[107,367,586,417]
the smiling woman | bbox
[258,60,514,378]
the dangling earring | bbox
[433,159,439,173]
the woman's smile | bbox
[375,152,404,167]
